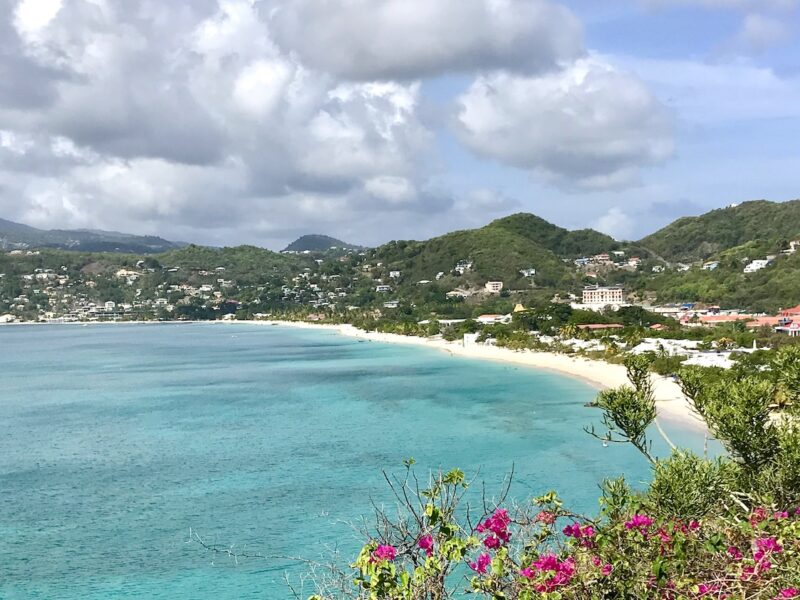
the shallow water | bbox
[0,323,707,599]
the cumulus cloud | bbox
[268,0,585,80]
[454,57,674,190]
[0,0,681,246]
[593,207,634,240]
[0,0,449,246]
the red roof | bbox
[781,304,800,316]
[746,316,783,328]
[699,314,753,324]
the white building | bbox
[476,314,511,325]
[744,259,770,273]
[519,268,536,278]
[582,285,624,307]
[389,270,401,279]
[702,261,719,271]
[485,281,504,293]
[375,285,392,293]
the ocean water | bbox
[0,323,707,599]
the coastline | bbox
[251,320,706,431]
[1,318,705,430]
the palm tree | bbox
[559,323,578,339]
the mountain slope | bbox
[371,214,603,289]
[489,213,619,256]
[0,218,183,253]
[283,234,361,252]
[639,200,800,263]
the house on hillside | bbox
[702,261,719,271]
[485,281,504,293]
[744,259,770,273]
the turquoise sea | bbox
[0,323,706,599]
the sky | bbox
[0,0,798,249]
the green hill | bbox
[283,234,361,252]
[489,213,619,257]
[370,214,616,290]
[639,199,800,263]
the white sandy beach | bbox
[252,320,706,431]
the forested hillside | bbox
[639,199,800,262]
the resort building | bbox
[485,281,504,293]
[582,285,624,307]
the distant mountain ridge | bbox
[283,234,363,252]
[0,217,184,254]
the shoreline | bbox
[2,318,705,430]
[251,320,706,431]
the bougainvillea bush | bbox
[308,348,800,599]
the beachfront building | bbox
[777,322,800,337]
[485,281,504,294]
[582,285,624,308]
[476,314,511,325]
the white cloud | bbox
[593,207,633,240]
[13,0,63,40]
[268,0,585,80]
[454,57,674,190]
[0,0,442,245]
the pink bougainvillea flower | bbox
[778,589,799,599]
[601,563,613,577]
[774,511,789,520]
[624,514,654,532]
[727,546,743,560]
[470,553,491,574]
[750,507,767,526]
[372,545,397,562]
[418,534,434,557]
[697,583,722,596]
[478,508,511,548]
[535,511,556,525]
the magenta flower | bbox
[469,552,491,574]
[778,589,799,599]
[750,507,767,526]
[477,508,511,548]
[624,513,654,532]
[372,544,397,562]
[418,534,434,557]
[697,583,721,597]
[727,546,743,560]
[601,563,613,577]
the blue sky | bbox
[423,0,800,239]
[0,0,798,247]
